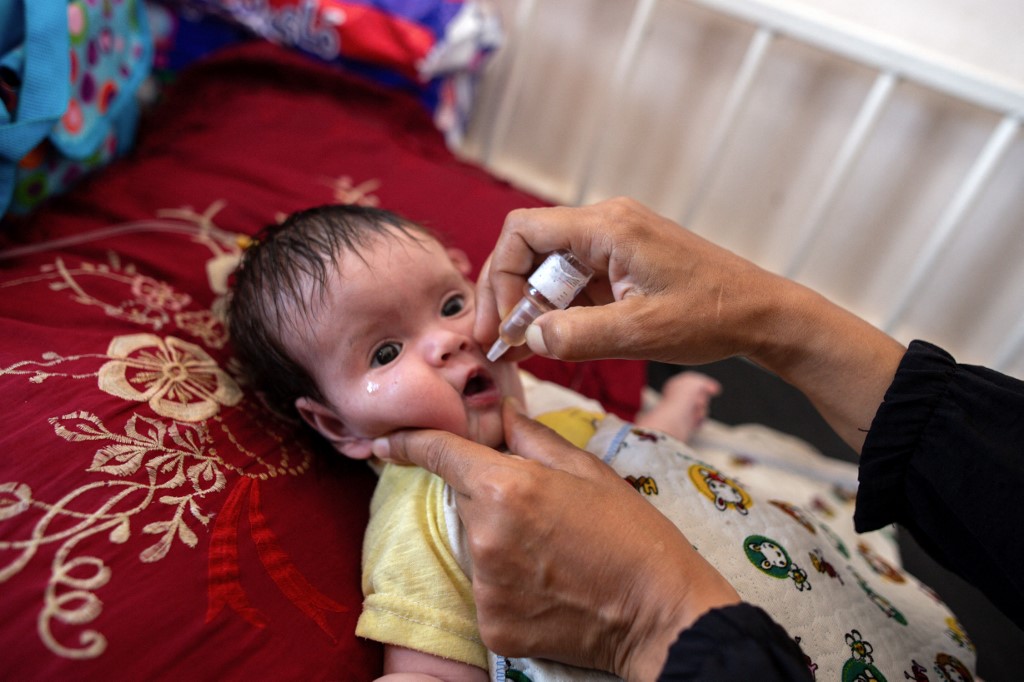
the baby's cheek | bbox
[415,405,470,437]
[376,381,469,435]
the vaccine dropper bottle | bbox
[486,250,593,362]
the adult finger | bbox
[488,204,609,322]
[524,297,660,362]
[500,403,608,478]
[473,254,501,346]
[474,256,535,363]
[373,427,509,497]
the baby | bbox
[227,205,719,680]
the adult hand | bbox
[373,400,741,682]
[474,197,780,365]
[475,197,906,451]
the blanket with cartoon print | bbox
[470,411,976,681]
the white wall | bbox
[459,0,1024,377]
[778,0,1024,88]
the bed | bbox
[1,0,1019,679]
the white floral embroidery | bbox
[131,274,191,311]
[1,414,224,659]
[175,309,228,349]
[98,334,242,422]
[0,202,314,662]
[0,406,313,660]
[0,350,108,383]
[323,174,381,206]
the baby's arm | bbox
[376,645,488,682]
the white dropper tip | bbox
[487,338,510,363]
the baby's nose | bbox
[427,330,470,364]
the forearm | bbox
[382,645,488,682]
[744,277,905,453]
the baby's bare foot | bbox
[636,372,722,443]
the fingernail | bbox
[525,324,549,357]
[371,437,390,458]
[505,396,525,415]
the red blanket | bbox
[0,43,645,679]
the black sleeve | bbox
[855,340,1024,630]
[659,604,813,681]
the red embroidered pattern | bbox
[206,477,347,639]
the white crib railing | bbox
[457,0,1024,378]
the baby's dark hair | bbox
[227,204,435,418]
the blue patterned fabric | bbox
[0,0,152,217]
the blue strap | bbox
[0,0,24,55]
[0,0,70,161]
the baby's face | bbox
[288,230,523,458]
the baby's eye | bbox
[441,294,466,317]
[372,342,401,367]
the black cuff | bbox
[659,604,813,681]
[855,340,956,533]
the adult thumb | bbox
[526,299,648,361]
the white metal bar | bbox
[784,70,897,277]
[480,0,540,166]
[882,114,1021,332]
[680,25,774,225]
[687,0,1024,117]
[572,0,660,206]
[993,314,1024,375]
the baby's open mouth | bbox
[463,369,494,397]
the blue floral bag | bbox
[0,0,153,218]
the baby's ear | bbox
[295,396,374,459]
[446,247,473,277]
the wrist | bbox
[743,277,834,375]
[616,553,741,682]
[694,254,805,365]
[744,277,905,450]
